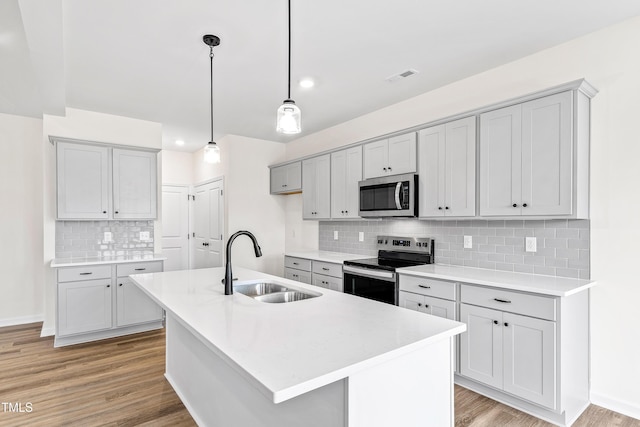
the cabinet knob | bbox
[493,320,499,325]
[504,322,509,327]
[107,285,111,288]
[115,210,119,214]
[388,166,392,171]
[438,207,443,210]
[445,206,449,210]
[424,304,429,308]
[341,210,345,214]
[383,167,387,171]
[418,303,422,307]
[522,203,528,207]
[119,283,123,287]
[345,210,348,214]
[512,203,518,208]
[102,210,107,214]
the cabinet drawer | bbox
[312,273,343,292]
[460,284,556,321]
[58,265,112,282]
[284,256,311,271]
[312,261,342,278]
[117,261,163,277]
[399,275,456,300]
[284,267,312,284]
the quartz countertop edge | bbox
[397,264,596,297]
[50,253,167,268]
[129,267,465,404]
[285,250,367,263]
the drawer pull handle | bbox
[322,267,330,271]
[418,285,431,289]
[494,298,511,303]
[293,262,299,265]
[79,272,93,276]
[134,268,146,271]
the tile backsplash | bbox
[55,220,155,258]
[319,219,590,279]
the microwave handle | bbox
[395,182,402,209]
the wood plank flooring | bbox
[1,323,638,426]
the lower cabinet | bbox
[284,256,343,291]
[55,260,164,347]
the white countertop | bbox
[397,264,595,297]
[50,253,166,268]
[285,250,366,264]
[130,267,465,404]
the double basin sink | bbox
[234,281,321,303]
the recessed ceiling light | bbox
[175,140,185,146]
[385,69,419,83]
[299,78,315,89]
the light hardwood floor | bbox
[1,323,638,427]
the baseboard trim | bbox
[591,391,640,421]
[0,314,44,328]
[40,326,55,337]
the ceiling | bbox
[3,0,640,152]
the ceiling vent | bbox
[385,69,419,83]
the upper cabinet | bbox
[303,155,331,220]
[331,146,362,219]
[270,161,302,194]
[419,116,476,218]
[479,90,589,218]
[55,139,158,220]
[363,132,416,179]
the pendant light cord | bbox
[287,0,291,100]
[210,47,214,141]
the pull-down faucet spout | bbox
[224,230,263,295]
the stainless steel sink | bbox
[234,281,321,303]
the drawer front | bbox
[284,267,312,284]
[58,265,112,282]
[116,261,163,277]
[460,284,556,321]
[312,273,343,292]
[284,256,311,271]
[399,275,456,300]
[312,261,342,278]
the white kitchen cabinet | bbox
[399,292,456,320]
[419,116,476,217]
[284,256,342,290]
[480,90,584,218]
[363,133,416,179]
[331,146,362,218]
[58,278,113,336]
[284,256,312,284]
[54,138,159,220]
[270,161,302,194]
[56,142,110,219]
[302,154,331,220]
[112,148,157,219]
[116,277,164,327]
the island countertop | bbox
[130,267,465,404]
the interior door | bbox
[161,185,190,271]
[193,179,224,269]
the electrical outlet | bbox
[526,237,537,252]
[464,235,472,249]
[104,231,112,242]
[358,232,364,242]
[139,231,150,241]
[333,230,339,240]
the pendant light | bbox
[203,34,221,163]
[276,0,301,134]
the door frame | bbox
[191,176,225,269]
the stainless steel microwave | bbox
[358,173,418,217]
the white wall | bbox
[0,113,44,326]
[285,16,640,418]
[41,108,163,336]
[162,150,194,185]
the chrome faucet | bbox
[224,230,262,295]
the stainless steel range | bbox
[343,235,434,305]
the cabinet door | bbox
[459,304,503,389]
[312,273,342,291]
[387,132,417,176]
[56,142,110,219]
[116,277,163,327]
[521,91,573,216]
[502,312,557,409]
[399,291,427,313]
[270,165,287,193]
[445,116,476,217]
[344,146,363,218]
[285,162,302,192]
[112,149,157,219]
[58,279,112,336]
[363,139,389,179]
[302,158,317,219]
[303,155,330,219]
[331,146,362,218]
[284,267,312,284]
[480,104,522,216]
[423,295,456,320]
[418,124,446,217]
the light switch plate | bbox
[140,231,150,241]
[358,232,364,242]
[464,235,472,249]
[104,231,112,242]
[333,230,339,240]
[526,237,537,252]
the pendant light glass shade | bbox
[204,141,221,164]
[276,99,301,134]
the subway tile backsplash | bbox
[55,220,154,258]
[319,219,590,279]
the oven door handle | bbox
[394,182,402,209]
[343,265,396,282]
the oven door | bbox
[343,265,397,305]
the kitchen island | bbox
[130,267,465,427]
